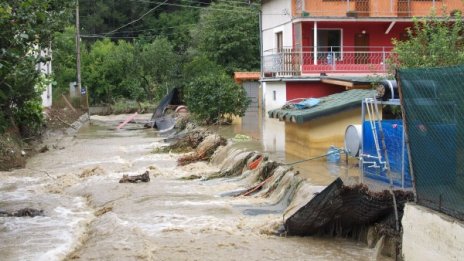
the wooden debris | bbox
[57,116,76,129]
[39,145,49,153]
[238,175,274,197]
[62,94,77,112]
[0,208,44,217]
[178,134,226,166]
[119,171,150,183]
[95,206,113,217]
[284,178,414,236]
[117,112,138,129]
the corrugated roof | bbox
[234,72,260,83]
[268,89,376,124]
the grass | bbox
[110,99,156,115]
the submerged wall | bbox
[402,203,464,261]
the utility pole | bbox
[75,0,81,97]
[76,0,90,120]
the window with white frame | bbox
[276,31,283,52]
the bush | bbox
[12,99,44,138]
[390,11,464,70]
[184,73,250,123]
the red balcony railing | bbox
[293,0,460,18]
[262,46,393,77]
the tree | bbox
[184,72,250,123]
[52,26,78,99]
[0,0,72,136]
[192,0,260,74]
[390,12,464,70]
[133,37,178,101]
[81,37,178,104]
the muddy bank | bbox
[0,132,26,170]
[0,109,88,171]
[0,114,386,261]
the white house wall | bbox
[262,81,286,111]
[402,203,464,260]
[36,48,52,107]
[262,0,293,52]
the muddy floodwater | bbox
[0,113,382,260]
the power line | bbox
[181,0,259,8]
[103,0,168,35]
[129,0,258,14]
[129,0,284,15]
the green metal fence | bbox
[398,65,464,220]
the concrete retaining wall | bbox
[402,203,464,261]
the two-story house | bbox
[261,0,464,111]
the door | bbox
[355,33,369,64]
[243,81,259,112]
[355,0,370,17]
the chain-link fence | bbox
[398,65,464,220]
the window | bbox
[273,90,277,101]
[276,32,283,51]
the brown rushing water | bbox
[215,108,361,186]
[0,113,383,261]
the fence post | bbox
[331,51,336,70]
[382,47,386,71]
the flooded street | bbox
[0,113,380,260]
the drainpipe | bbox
[313,21,318,65]
[258,7,264,113]
[259,10,263,79]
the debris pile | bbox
[284,178,414,238]
[0,208,44,217]
[155,128,207,153]
[119,171,150,183]
[178,134,226,166]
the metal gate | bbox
[243,81,259,112]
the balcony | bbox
[262,46,393,78]
[294,0,460,18]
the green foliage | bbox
[80,37,178,104]
[13,98,44,138]
[52,26,78,99]
[82,38,117,104]
[184,73,250,123]
[79,0,208,41]
[133,37,179,100]
[0,0,72,135]
[182,55,223,84]
[110,99,156,114]
[390,12,464,70]
[147,8,200,53]
[192,0,260,74]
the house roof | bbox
[268,89,376,124]
[321,76,377,89]
[234,72,260,84]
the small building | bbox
[268,89,375,155]
[234,72,261,111]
